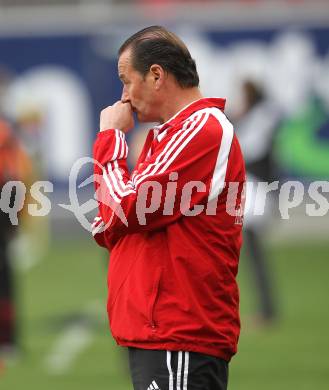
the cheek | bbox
[130,85,141,101]
[132,82,153,110]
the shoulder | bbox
[188,107,234,141]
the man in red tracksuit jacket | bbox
[92,26,245,390]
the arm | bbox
[92,104,219,248]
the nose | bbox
[121,86,130,103]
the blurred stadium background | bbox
[0,0,329,389]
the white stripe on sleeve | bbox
[102,167,121,203]
[112,129,122,160]
[208,108,234,202]
[106,162,135,197]
[92,221,105,236]
[118,130,125,159]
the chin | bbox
[137,111,159,124]
[137,113,152,123]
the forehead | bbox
[118,49,133,78]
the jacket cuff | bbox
[94,128,128,165]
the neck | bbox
[159,87,203,124]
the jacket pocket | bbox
[148,267,162,330]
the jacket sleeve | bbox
[92,111,221,247]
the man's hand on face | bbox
[100,101,135,133]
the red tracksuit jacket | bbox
[92,98,245,361]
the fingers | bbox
[99,101,134,133]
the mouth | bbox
[128,102,136,112]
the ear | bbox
[149,64,165,89]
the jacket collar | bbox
[154,97,226,133]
